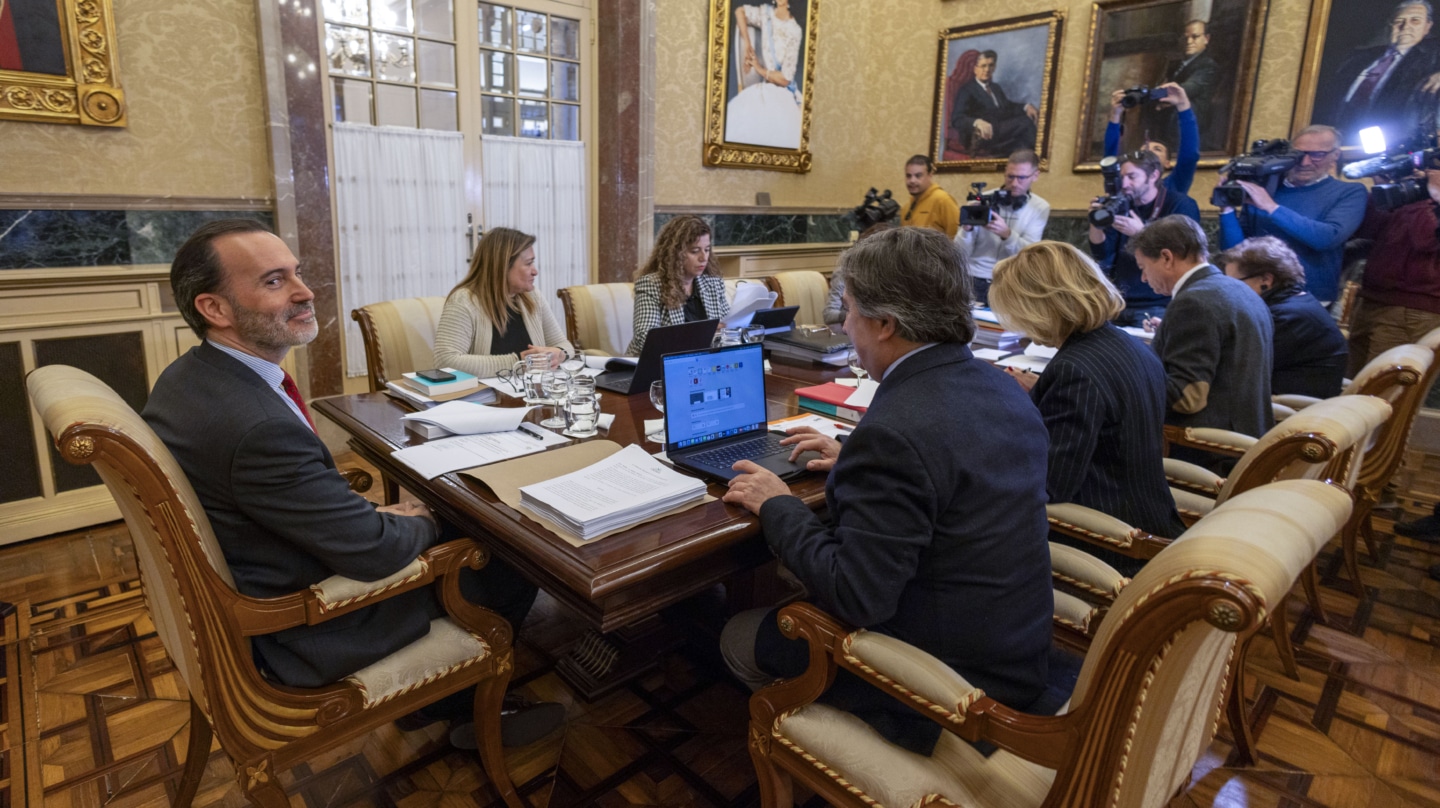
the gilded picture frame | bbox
[0,0,126,127]
[1072,0,1268,172]
[930,11,1065,173]
[702,0,820,173]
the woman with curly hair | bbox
[432,227,574,377]
[626,215,730,356]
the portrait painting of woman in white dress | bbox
[725,0,806,150]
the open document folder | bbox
[391,422,569,479]
[518,444,707,540]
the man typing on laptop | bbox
[717,226,1059,756]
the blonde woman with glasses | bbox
[990,241,1184,573]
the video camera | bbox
[1088,156,1131,229]
[1342,130,1440,211]
[851,187,901,229]
[1119,86,1167,109]
[1210,139,1301,209]
[957,182,1020,227]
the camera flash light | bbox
[1360,127,1387,155]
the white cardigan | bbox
[431,289,576,377]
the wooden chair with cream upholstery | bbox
[350,296,447,392]
[747,480,1353,808]
[763,271,829,326]
[26,365,523,808]
[556,283,635,356]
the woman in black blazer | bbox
[1216,236,1348,398]
[991,242,1186,574]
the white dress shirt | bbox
[955,192,1051,280]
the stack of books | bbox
[794,381,868,422]
[764,329,852,366]
[519,445,707,540]
[971,308,1022,352]
[385,368,497,407]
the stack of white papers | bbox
[401,402,535,436]
[843,378,879,409]
[392,424,569,479]
[518,444,707,540]
[1120,325,1156,342]
[996,343,1057,373]
[722,283,779,327]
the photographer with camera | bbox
[1089,149,1201,326]
[901,155,960,238]
[1217,125,1368,306]
[1105,83,1200,196]
[956,149,1050,305]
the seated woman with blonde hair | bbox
[627,215,729,356]
[433,227,574,377]
[990,241,1185,574]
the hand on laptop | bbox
[722,462,791,514]
[780,426,840,472]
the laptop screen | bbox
[662,343,768,450]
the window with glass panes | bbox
[478,3,580,140]
[324,0,460,130]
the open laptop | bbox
[596,319,719,395]
[662,342,820,483]
[746,305,800,335]
[765,325,852,354]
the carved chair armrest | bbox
[1047,503,1169,559]
[754,603,1076,771]
[1170,487,1215,526]
[338,467,374,493]
[1163,457,1224,496]
[1053,589,1102,636]
[228,538,491,637]
[1273,402,1297,422]
[1049,542,1128,602]
[1165,424,1257,458]
[1274,394,1321,411]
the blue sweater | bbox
[1104,108,1200,196]
[1218,177,1368,302]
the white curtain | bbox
[479,136,589,325]
[334,123,467,377]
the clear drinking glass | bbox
[713,327,744,348]
[742,324,766,344]
[564,392,599,437]
[512,354,550,404]
[848,349,868,381]
[540,369,572,428]
[647,380,666,443]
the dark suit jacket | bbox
[1266,287,1348,398]
[1168,52,1219,123]
[758,342,1053,751]
[1034,325,1186,574]
[950,79,1034,152]
[1330,39,1440,145]
[142,341,440,688]
[1153,266,1275,437]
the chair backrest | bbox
[556,283,635,355]
[1341,343,1431,402]
[1349,344,1436,499]
[763,271,829,326]
[26,365,235,718]
[1218,395,1392,505]
[351,296,447,391]
[1069,480,1351,808]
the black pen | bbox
[518,424,545,440]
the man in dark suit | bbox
[1325,1,1440,146]
[142,219,559,746]
[1131,215,1275,440]
[718,226,1057,756]
[949,50,1038,158]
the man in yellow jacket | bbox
[901,155,960,238]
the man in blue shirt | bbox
[1105,83,1200,196]
[1218,125,1369,305]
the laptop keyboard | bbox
[688,433,791,468]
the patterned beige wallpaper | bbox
[656,0,1313,213]
[0,0,272,200]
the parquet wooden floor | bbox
[1,452,1438,807]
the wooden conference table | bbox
[313,355,848,642]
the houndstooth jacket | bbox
[625,272,729,356]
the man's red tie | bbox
[281,371,317,432]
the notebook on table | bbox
[595,319,719,395]
[662,342,820,483]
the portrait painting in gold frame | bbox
[702,0,819,173]
[0,0,126,127]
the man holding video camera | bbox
[1089,148,1201,326]
[956,149,1050,305]
[1217,125,1368,306]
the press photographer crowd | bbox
[848,78,1440,398]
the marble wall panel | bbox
[655,0,1313,218]
[654,212,850,246]
[0,0,271,201]
[0,210,273,270]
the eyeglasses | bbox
[491,368,525,394]
[1299,148,1337,161]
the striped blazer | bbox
[625,272,729,356]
